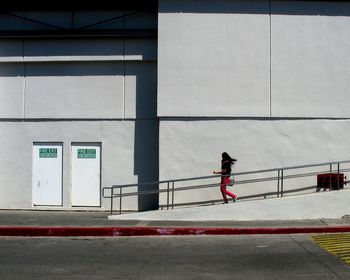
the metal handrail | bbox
[103,160,350,215]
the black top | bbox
[221,161,232,176]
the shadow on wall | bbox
[128,62,159,211]
[160,0,350,16]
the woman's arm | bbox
[213,168,228,175]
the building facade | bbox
[0,0,350,210]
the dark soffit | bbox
[0,0,158,11]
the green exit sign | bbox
[39,148,57,158]
[77,149,96,159]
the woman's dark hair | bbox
[222,152,237,164]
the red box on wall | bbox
[317,173,346,191]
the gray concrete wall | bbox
[0,38,157,118]
[0,61,157,119]
[0,10,158,210]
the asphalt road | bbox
[0,234,349,280]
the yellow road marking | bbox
[313,234,350,266]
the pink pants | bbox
[220,177,237,203]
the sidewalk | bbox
[0,189,350,236]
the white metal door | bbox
[71,144,101,207]
[32,143,63,206]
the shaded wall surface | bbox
[0,10,158,210]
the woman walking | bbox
[213,152,237,204]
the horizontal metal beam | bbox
[0,29,157,39]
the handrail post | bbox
[277,169,280,197]
[281,169,284,197]
[167,182,170,210]
[337,163,340,190]
[119,187,122,215]
[329,164,332,191]
[172,181,175,209]
[110,187,114,215]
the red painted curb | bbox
[0,226,350,236]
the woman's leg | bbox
[225,189,237,200]
[224,177,237,200]
[220,180,228,203]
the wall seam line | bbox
[269,0,272,118]
[22,42,26,119]
[22,12,26,119]
[122,10,126,120]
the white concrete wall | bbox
[0,120,158,210]
[158,0,350,205]
[159,0,350,118]
[159,119,350,174]
[271,1,350,118]
[2,1,350,210]
[158,0,270,117]
[159,120,350,203]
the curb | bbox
[1,226,350,237]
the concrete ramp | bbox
[109,189,350,221]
